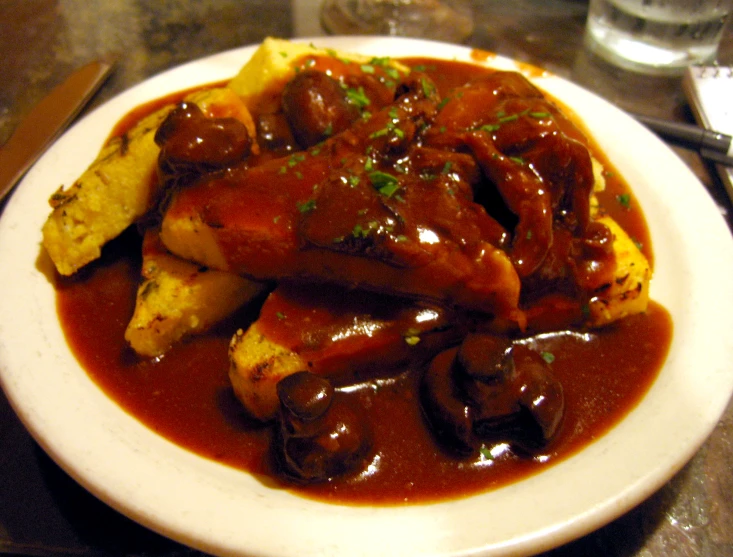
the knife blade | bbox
[0,58,116,203]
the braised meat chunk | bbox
[160,69,523,321]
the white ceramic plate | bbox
[1,36,732,557]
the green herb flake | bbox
[441,161,453,175]
[499,114,519,123]
[478,123,501,133]
[369,128,389,139]
[404,335,421,346]
[288,153,306,167]
[276,312,286,320]
[616,193,631,209]
[509,156,525,165]
[529,111,551,119]
[296,199,316,213]
[345,86,371,108]
[541,351,555,364]
[352,223,369,238]
[633,238,644,251]
[437,97,451,111]
[420,77,436,98]
[369,56,392,67]
[479,446,494,460]
[360,64,375,74]
[368,170,400,197]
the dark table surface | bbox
[1,1,732,555]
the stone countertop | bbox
[1,1,732,556]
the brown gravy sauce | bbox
[55,57,672,505]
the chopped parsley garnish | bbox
[509,156,525,165]
[352,224,368,238]
[276,312,286,320]
[478,123,501,133]
[499,114,519,123]
[288,153,306,167]
[616,193,631,209]
[369,171,400,197]
[404,327,421,345]
[296,199,316,213]
[421,77,436,98]
[529,111,551,118]
[360,63,375,74]
[541,351,555,364]
[345,86,370,108]
[479,445,495,460]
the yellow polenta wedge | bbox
[227,37,409,109]
[125,231,264,358]
[587,215,651,327]
[42,87,254,276]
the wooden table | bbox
[1,1,731,555]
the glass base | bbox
[320,0,474,43]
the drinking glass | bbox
[585,0,733,73]
[320,0,474,43]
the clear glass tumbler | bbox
[585,0,733,73]
[320,0,474,43]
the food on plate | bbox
[229,283,464,421]
[47,38,671,500]
[125,230,265,358]
[42,87,256,276]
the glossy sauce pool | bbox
[55,58,673,505]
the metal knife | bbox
[0,58,116,203]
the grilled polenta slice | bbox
[42,87,256,276]
[125,230,265,358]
[227,37,410,111]
[229,322,307,421]
[586,215,650,327]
